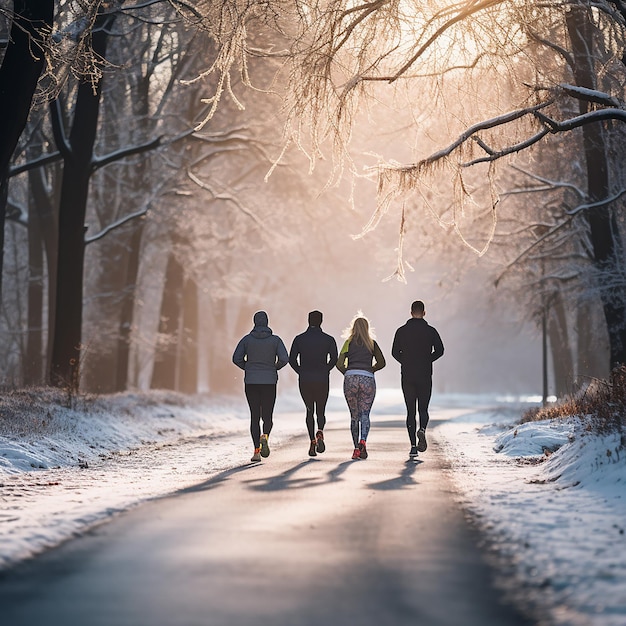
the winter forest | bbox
[1,0,626,399]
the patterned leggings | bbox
[343,374,376,447]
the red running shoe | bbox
[359,439,368,460]
[351,447,361,460]
[315,430,325,453]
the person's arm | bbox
[327,337,338,373]
[232,337,247,370]
[372,341,386,372]
[288,337,300,374]
[336,340,349,374]
[276,337,289,370]
[431,329,444,362]
[391,329,402,363]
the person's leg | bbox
[244,384,262,448]
[313,380,329,452]
[299,380,317,440]
[259,384,277,436]
[416,377,433,430]
[357,376,376,442]
[314,380,329,433]
[258,384,276,458]
[415,377,432,452]
[402,378,419,447]
[343,375,360,448]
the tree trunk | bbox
[567,7,626,368]
[25,173,45,385]
[0,0,54,296]
[576,301,610,382]
[547,292,574,397]
[25,145,60,385]
[115,220,145,391]
[50,11,114,388]
[179,276,199,394]
[34,162,60,382]
[151,249,184,390]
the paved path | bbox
[0,415,535,625]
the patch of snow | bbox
[435,403,626,626]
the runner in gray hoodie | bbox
[232,311,289,462]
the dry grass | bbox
[0,387,70,437]
[521,366,626,433]
[0,387,193,438]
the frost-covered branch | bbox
[508,165,587,199]
[559,84,622,108]
[526,28,574,69]
[85,208,148,244]
[376,102,552,188]
[536,108,626,132]
[565,187,626,216]
[465,128,551,166]
[92,136,163,170]
[186,170,266,230]
[494,217,575,287]
[8,151,62,178]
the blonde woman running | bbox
[336,315,386,460]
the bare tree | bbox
[0,0,54,295]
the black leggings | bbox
[299,380,329,440]
[245,384,276,447]
[402,377,432,446]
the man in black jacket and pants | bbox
[289,310,338,457]
[392,300,444,456]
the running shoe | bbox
[315,430,326,453]
[359,439,368,460]
[260,434,270,457]
[417,428,428,452]
[409,445,419,457]
[351,447,361,460]
[251,448,261,462]
[308,440,317,457]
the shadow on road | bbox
[243,460,326,491]
[174,463,260,495]
[242,457,367,492]
[172,445,427,498]
[367,458,423,491]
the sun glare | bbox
[390,0,506,77]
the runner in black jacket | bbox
[289,311,338,457]
[391,300,444,456]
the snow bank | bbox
[435,405,626,626]
[0,390,245,476]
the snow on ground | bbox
[0,389,306,570]
[434,399,626,626]
[1,388,625,626]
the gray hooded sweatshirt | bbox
[232,311,289,384]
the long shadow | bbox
[367,458,423,491]
[327,460,353,483]
[241,458,358,493]
[243,459,327,492]
[175,463,261,495]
